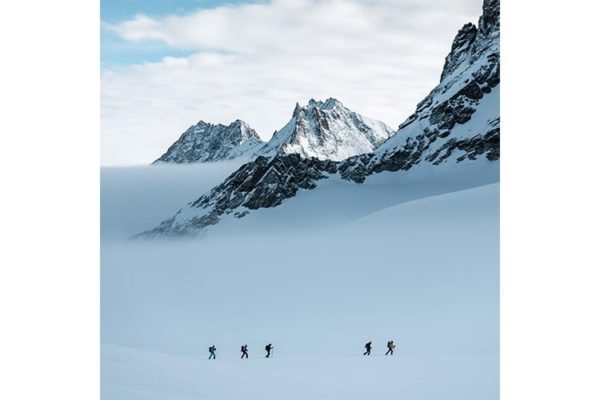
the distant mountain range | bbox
[138,0,500,238]
[154,97,394,164]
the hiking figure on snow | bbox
[385,340,395,356]
[265,343,273,358]
[363,341,372,356]
[241,344,249,359]
[208,345,216,359]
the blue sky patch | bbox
[101,0,258,68]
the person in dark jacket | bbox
[208,345,216,360]
[363,341,372,356]
[385,340,395,356]
[265,343,273,358]
[241,344,249,359]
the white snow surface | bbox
[101,162,499,400]
[259,98,395,161]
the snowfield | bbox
[101,161,499,400]
[103,342,496,400]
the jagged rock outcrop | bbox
[153,119,264,164]
[259,98,394,161]
[137,0,500,238]
[440,23,478,82]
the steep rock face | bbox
[259,98,394,161]
[153,119,264,164]
[137,0,500,238]
[440,23,478,82]
[339,0,500,183]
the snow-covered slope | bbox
[102,183,499,400]
[259,98,394,161]
[138,0,500,238]
[153,119,265,164]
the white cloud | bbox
[102,0,482,166]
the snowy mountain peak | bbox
[260,98,394,161]
[440,0,498,82]
[306,97,343,110]
[230,119,258,140]
[153,119,264,164]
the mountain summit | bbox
[259,98,394,161]
[153,119,264,164]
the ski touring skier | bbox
[363,341,372,356]
[208,345,216,360]
[265,343,273,358]
[241,344,249,359]
[385,340,395,356]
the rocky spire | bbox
[292,102,302,118]
[439,0,499,82]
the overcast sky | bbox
[101,0,482,166]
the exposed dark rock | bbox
[478,0,500,37]
[440,23,478,82]
[137,154,340,237]
[428,126,500,165]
